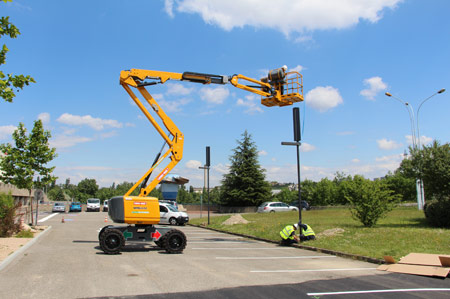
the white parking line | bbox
[192,247,296,250]
[186,232,229,235]
[251,267,377,273]
[216,256,337,260]
[307,288,450,296]
[189,241,257,244]
[188,236,244,239]
[38,213,59,223]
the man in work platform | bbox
[280,222,315,246]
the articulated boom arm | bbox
[119,67,303,197]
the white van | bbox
[86,198,101,212]
[159,202,189,225]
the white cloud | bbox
[351,158,360,163]
[164,0,175,18]
[159,97,192,113]
[153,93,164,101]
[406,135,433,146]
[0,125,16,140]
[185,160,202,169]
[301,142,316,152]
[213,163,229,174]
[38,112,50,124]
[289,65,304,73]
[360,76,387,100]
[50,134,93,149]
[305,86,343,112]
[377,138,402,150]
[236,94,263,114]
[56,113,123,131]
[100,131,118,139]
[167,0,402,38]
[166,83,194,96]
[375,154,402,162]
[258,150,268,156]
[66,166,115,171]
[200,86,229,105]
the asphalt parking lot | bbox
[0,211,449,298]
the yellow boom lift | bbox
[99,66,303,254]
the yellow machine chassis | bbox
[123,196,160,225]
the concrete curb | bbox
[188,224,384,265]
[0,226,52,272]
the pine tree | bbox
[220,130,271,206]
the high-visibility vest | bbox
[280,225,295,240]
[301,224,315,237]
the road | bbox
[0,211,449,298]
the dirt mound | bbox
[222,214,250,225]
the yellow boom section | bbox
[119,67,303,198]
[120,69,184,197]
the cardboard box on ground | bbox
[378,253,450,278]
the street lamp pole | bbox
[385,89,446,210]
[281,107,302,224]
[416,89,446,151]
[199,146,211,224]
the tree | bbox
[345,175,399,227]
[77,178,98,202]
[95,187,115,201]
[0,120,57,225]
[314,178,337,205]
[47,186,66,201]
[398,141,450,199]
[274,188,297,204]
[220,131,271,206]
[1,0,35,102]
[383,171,415,202]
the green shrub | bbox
[424,197,450,228]
[15,230,34,238]
[345,176,399,227]
[0,192,21,237]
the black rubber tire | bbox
[98,225,112,241]
[169,217,177,225]
[154,235,165,248]
[100,228,125,254]
[162,229,186,254]
[270,210,275,213]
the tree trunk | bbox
[29,189,33,226]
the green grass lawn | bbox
[189,207,450,261]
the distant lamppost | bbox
[385,88,446,210]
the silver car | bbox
[257,201,299,213]
[52,202,66,213]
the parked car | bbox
[86,198,101,212]
[289,200,311,211]
[159,202,189,225]
[52,202,65,213]
[69,202,82,212]
[103,200,108,212]
[257,201,299,213]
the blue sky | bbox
[1,0,449,188]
